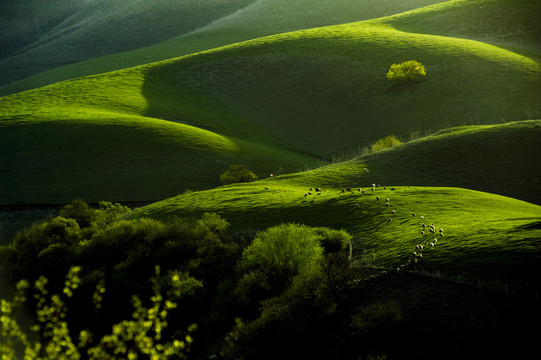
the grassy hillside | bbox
[0,67,319,204]
[0,0,447,95]
[1,0,539,204]
[129,182,541,287]
[128,121,541,285]
[128,122,541,286]
[0,0,255,87]
[2,0,538,96]
[146,16,540,156]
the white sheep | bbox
[420,215,424,220]
[392,210,396,215]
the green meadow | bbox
[1,0,540,203]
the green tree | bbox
[219,164,258,185]
[235,224,324,301]
[386,60,426,82]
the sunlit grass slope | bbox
[2,1,539,204]
[128,122,541,286]
[0,68,319,204]
[129,177,541,287]
[139,16,540,156]
[0,0,448,95]
[129,121,541,284]
[377,0,541,57]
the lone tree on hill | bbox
[386,60,426,82]
[220,164,258,184]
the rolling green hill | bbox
[1,0,539,204]
[0,72,319,204]
[0,0,448,95]
[128,122,541,286]
[2,0,539,96]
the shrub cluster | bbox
[219,164,258,185]
[0,201,400,359]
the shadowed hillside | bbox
[0,0,255,87]
[0,0,446,95]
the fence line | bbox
[356,260,539,301]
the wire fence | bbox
[355,260,539,301]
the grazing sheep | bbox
[371,187,375,191]
[361,190,365,194]
[430,242,435,247]
[376,196,380,201]
[316,188,322,192]
[439,228,443,233]
[310,187,314,191]
[421,230,425,235]
[307,192,312,195]
[304,193,308,197]
[354,204,361,208]
[372,183,376,188]
[392,210,396,215]
[388,217,393,222]
[412,213,416,217]
[434,239,438,243]
[265,187,269,190]
[346,187,352,192]
[422,223,426,228]
[317,192,322,195]
[386,198,390,202]
[386,203,391,207]
[420,215,424,220]
[384,186,387,189]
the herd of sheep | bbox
[263,177,446,268]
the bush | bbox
[386,60,426,82]
[235,224,324,301]
[313,227,352,255]
[0,266,199,360]
[370,135,402,152]
[219,164,258,185]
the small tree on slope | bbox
[386,60,426,82]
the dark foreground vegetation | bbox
[1,200,538,359]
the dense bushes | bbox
[0,200,407,359]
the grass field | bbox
[0,0,447,95]
[129,179,541,287]
[1,0,539,204]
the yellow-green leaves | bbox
[386,60,426,82]
[0,266,198,360]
